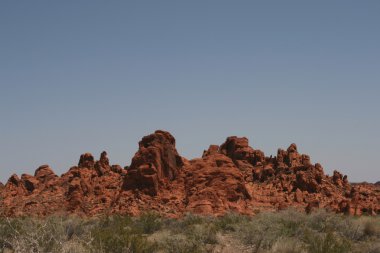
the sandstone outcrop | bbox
[123,130,184,196]
[0,130,379,217]
[184,153,250,215]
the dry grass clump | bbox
[0,210,378,253]
[0,216,93,253]
[233,209,379,253]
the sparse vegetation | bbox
[0,210,379,253]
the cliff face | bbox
[0,130,379,217]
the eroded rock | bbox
[0,130,378,217]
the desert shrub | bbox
[168,213,208,232]
[158,234,204,253]
[235,209,306,250]
[153,214,219,252]
[91,229,154,253]
[90,215,156,253]
[306,211,380,241]
[304,230,351,253]
[60,240,89,253]
[351,241,380,253]
[231,209,377,252]
[236,216,281,250]
[306,210,378,242]
[362,219,380,238]
[213,212,250,232]
[134,212,162,234]
[0,216,92,253]
[0,218,20,250]
[274,209,307,237]
[185,223,218,245]
[0,210,379,253]
[368,243,380,253]
[303,209,330,232]
[269,237,306,253]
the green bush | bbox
[362,219,380,237]
[213,212,249,232]
[90,215,156,253]
[134,212,162,234]
[305,231,351,253]
[159,234,204,253]
[168,213,208,232]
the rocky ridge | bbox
[0,130,379,217]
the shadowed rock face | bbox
[0,130,379,217]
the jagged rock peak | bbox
[220,136,254,160]
[287,143,298,153]
[7,174,21,186]
[0,130,378,217]
[139,130,176,147]
[219,136,265,167]
[124,130,183,196]
[202,145,219,157]
[34,165,57,182]
[95,151,111,176]
[78,153,95,168]
[99,151,109,166]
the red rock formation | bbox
[220,136,265,169]
[184,153,250,215]
[78,153,95,169]
[123,130,183,196]
[34,165,58,183]
[0,130,379,217]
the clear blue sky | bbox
[1,1,379,183]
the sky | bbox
[0,1,379,183]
